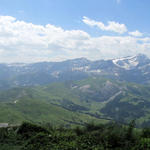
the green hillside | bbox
[0,77,150,126]
[0,97,108,127]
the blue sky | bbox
[0,0,149,62]
[1,0,149,32]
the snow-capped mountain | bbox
[0,54,150,89]
[112,54,150,70]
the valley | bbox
[0,54,150,127]
[0,75,150,127]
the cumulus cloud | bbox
[129,30,143,37]
[0,15,149,63]
[82,16,127,34]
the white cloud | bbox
[0,15,149,63]
[82,16,127,34]
[129,30,143,37]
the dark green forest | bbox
[1,121,150,150]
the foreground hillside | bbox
[0,97,107,127]
[1,77,150,126]
[1,121,150,150]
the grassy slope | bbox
[0,96,108,126]
[33,77,150,126]
[0,77,150,126]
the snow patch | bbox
[88,69,101,73]
[72,66,90,71]
[112,55,139,70]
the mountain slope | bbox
[1,77,150,126]
[0,54,150,89]
[0,96,108,126]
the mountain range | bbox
[0,54,150,89]
[0,54,150,127]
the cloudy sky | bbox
[0,0,150,63]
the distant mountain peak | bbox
[65,57,90,64]
[135,53,149,61]
[112,53,150,70]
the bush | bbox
[133,138,150,150]
[17,122,50,139]
[141,128,150,138]
[0,128,8,141]
[21,132,53,150]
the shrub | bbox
[132,138,150,150]
[17,122,50,139]
[141,128,150,138]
